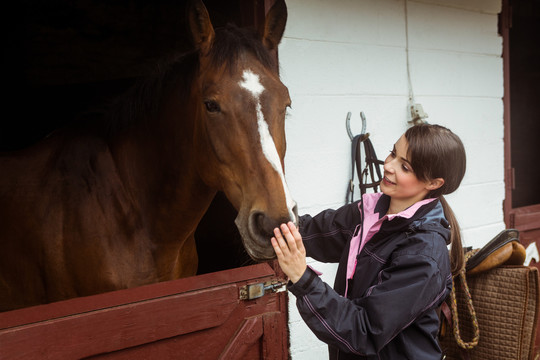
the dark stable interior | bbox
[509,0,540,209]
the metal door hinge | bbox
[239,279,288,300]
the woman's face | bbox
[380,135,434,211]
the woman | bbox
[272,124,466,359]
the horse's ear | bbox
[187,0,215,55]
[260,0,288,51]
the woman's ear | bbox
[427,178,445,191]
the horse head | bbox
[188,0,297,261]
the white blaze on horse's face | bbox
[238,69,297,223]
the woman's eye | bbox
[389,150,396,157]
[204,100,221,113]
[402,164,410,172]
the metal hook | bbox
[346,111,368,141]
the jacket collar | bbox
[363,193,450,244]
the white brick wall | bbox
[279,0,504,358]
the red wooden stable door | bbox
[0,263,289,359]
[501,0,540,354]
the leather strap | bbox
[346,134,384,203]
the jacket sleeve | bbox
[288,236,450,356]
[299,201,361,263]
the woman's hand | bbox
[271,222,307,283]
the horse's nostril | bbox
[249,211,286,239]
[252,211,274,237]
[248,211,295,245]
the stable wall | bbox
[278,0,504,358]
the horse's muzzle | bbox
[235,207,298,261]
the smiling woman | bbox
[272,123,467,360]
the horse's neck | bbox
[108,111,215,244]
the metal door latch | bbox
[239,279,288,300]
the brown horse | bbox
[0,0,296,311]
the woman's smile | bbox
[382,175,396,185]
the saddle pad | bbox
[440,266,539,360]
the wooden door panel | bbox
[0,263,289,360]
[1,285,238,359]
[513,205,540,232]
[219,316,264,359]
[86,302,284,359]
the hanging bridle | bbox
[346,112,384,204]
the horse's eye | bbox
[204,100,221,113]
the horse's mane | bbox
[209,23,277,72]
[103,23,276,139]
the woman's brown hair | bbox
[405,124,466,276]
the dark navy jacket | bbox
[289,193,452,360]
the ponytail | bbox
[439,195,463,276]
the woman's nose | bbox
[383,157,394,173]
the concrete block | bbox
[414,0,502,14]
[407,1,502,55]
[446,182,505,230]
[280,38,408,96]
[408,50,503,97]
[462,222,507,249]
[284,0,405,46]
